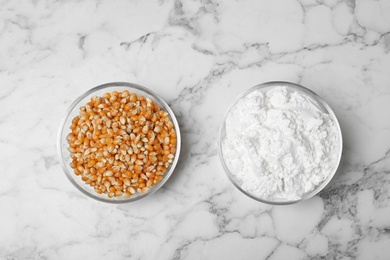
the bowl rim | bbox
[57,82,181,204]
[218,81,343,205]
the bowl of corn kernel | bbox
[57,82,181,203]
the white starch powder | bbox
[222,86,340,201]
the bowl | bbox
[57,82,181,203]
[218,81,343,205]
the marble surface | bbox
[1,0,390,259]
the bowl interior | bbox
[58,82,181,203]
[219,81,343,205]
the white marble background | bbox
[1,0,390,259]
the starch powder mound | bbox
[222,87,340,201]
